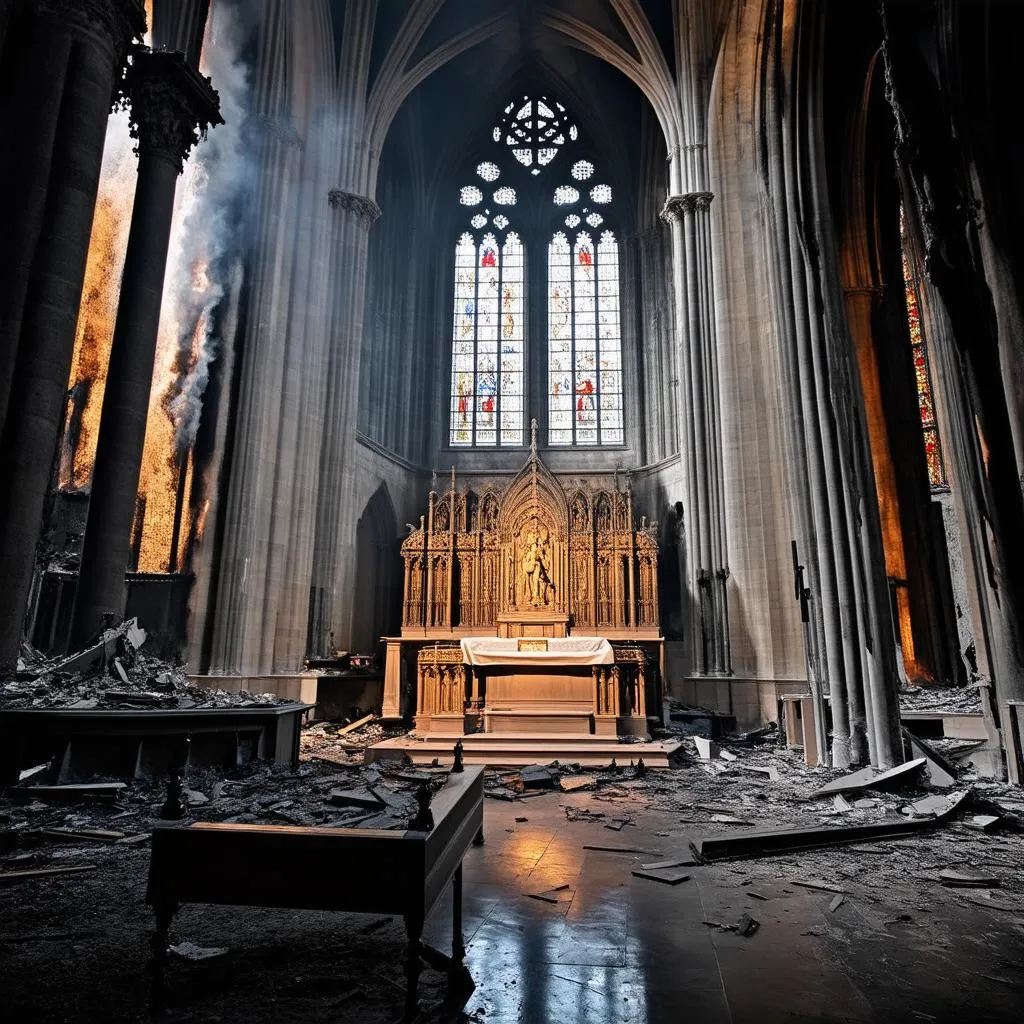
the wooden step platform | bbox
[366,732,683,768]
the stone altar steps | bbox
[365,732,683,768]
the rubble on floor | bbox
[899,683,984,714]
[4,621,290,711]
[300,715,408,763]
[0,752,453,873]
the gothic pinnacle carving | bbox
[328,188,383,223]
[125,49,223,174]
[660,191,716,223]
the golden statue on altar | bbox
[520,525,553,607]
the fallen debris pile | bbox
[4,620,289,712]
[480,757,648,801]
[899,683,984,715]
[0,755,450,879]
[300,716,410,764]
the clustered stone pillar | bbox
[70,48,221,648]
[0,0,145,673]
[661,191,731,678]
[307,187,381,655]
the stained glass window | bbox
[900,207,945,487]
[451,93,622,449]
[548,230,623,446]
[450,231,524,447]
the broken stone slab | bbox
[326,788,384,810]
[640,857,697,870]
[691,790,971,862]
[902,793,961,818]
[939,868,1000,888]
[965,814,1002,832]
[559,775,597,793]
[632,867,691,885]
[902,729,958,788]
[369,785,413,811]
[811,758,927,798]
[833,795,853,813]
[519,765,557,789]
[693,737,720,760]
[736,913,760,937]
[828,894,846,913]
[18,763,49,784]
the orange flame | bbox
[64,116,137,490]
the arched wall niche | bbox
[351,483,403,655]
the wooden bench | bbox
[147,766,484,1019]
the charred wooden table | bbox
[147,766,484,1019]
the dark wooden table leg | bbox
[452,863,465,965]
[403,913,423,1021]
[149,900,176,1011]
[449,862,475,997]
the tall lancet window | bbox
[449,94,621,448]
[450,220,524,447]
[548,165,623,445]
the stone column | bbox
[661,191,731,678]
[308,188,381,654]
[69,48,221,647]
[0,0,144,672]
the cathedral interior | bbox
[1,1,1024,1021]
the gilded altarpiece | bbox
[400,455,659,637]
[386,451,661,739]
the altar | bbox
[378,441,663,747]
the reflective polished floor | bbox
[422,793,1024,1024]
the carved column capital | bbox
[37,0,147,43]
[125,48,223,174]
[660,191,716,223]
[244,113,304,151]
[38,0,146,71]
[328,188,383,223]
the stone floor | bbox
[2,768,1023,1022]
[422,794,1024,1024]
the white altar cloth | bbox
[460,636,614,667]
